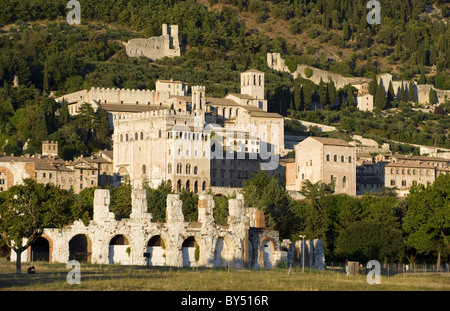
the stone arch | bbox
[213,236,233,267]
[260,238,276,269]
[108,234,130,265]
[185,180,190,190]
[194,180,198,194]
[29,234,52,262]
[177,179,182,192]
[117,167,130,184]
[181,236,200,267]
[146,235,166,266]
[69,234,92,263]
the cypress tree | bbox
[375,82,386,110]
[429,88,436,105]
[418,64,426,84]
[387,81,395,107]
[400,83,406,103]
[408,81,415,103]
[369,77,377,96]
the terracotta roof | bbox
[309,137,354,147]
[385,162,436,169]
[99,103,167,113]
[226,93,255,100]
[246,111,283,118]
[169,95,191,101]
[393,154,449,162]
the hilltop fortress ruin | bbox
[125,24,181,60]
[267,52,450,106]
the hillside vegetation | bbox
[0,0,449,156]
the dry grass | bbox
[0,261,449,291]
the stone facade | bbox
[356,94,374,112]
[0,143,113,193]
[294,137,356,196]
[125,24,180,60]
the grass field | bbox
[1,261,449,291]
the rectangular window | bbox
[390,180,395,186]
[402,180,407,186]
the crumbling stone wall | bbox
[125,24,180,60]
[13,189,285,269]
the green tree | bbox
[242,170,300,238]
[110,183,132,220]
[59,99,70,126]
[368,78,378,96]
[0,179,82,273]
[418,64,426,84]
[145,180,173,222]
[375,82,387,110]
[298,180,335,242]
[318,78,327,109]
[408,81,415,103]
[403,175,450,266]
[400,83,407,102]
[180,188,198,223]
[429,88,436,105]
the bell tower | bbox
[240,69,265,100]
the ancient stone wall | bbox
[126,24,180,61]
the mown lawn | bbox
[0,261,449,291]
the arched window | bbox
[194,166,198,175]
[349,156,352,163]
[326,154,330,161]
[168,163,172,174]
[186,164,191,174]
[177,163,182,174]
[334,155,337,162]
[342,176,347,188]
[125,134,129,141]
[158,130,162,138]
[142,164,146,175]
[135,132,138,141]
[341,155,345,162]
[140,132,144,140]
[120,134,123,142]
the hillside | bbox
[0,0,449,157]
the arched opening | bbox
[177,179,182,193]
[108,235,130,265]
[117,167,130,184]
[29,236,50,262]
[194,181,198,194]
[214,237,231,267]
[182,237,198,267]
[146,235,166,266]
[261,238,275,269]
[69,234,92,263]
[186,180,190,190]
[202,181,206,191]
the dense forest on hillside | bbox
[0,0,449,156]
